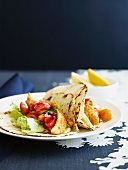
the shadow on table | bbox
[0,134,17,162]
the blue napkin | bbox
[0,73,35,98]
[0,73,35,162]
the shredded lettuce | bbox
[9,110,23,120]
[81,115,94,129]
[55,102,62,111]
[9,102,44,134]
[16,116,29,130]
[10,102,21,112]
[16,117,44,134]
[64,127,71,134]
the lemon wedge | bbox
[70,72,94,86]
[88,68,110,86]
[70,72,83,83]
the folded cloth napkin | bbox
[0,73,35,98]
[0,73,35,162]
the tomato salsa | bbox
[20,100,57,133]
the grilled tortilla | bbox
[0,93,68,136]
[25,93,68,135]
[51,109,67,135]
[44,83,97,131]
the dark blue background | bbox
[1,0,128,70]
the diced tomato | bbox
[43,114,56,130]
[44,115,53,123]
[29,104,35,111]
[49,119,56,129]
[34,101,51,112]
[44,123,50,130]
[26,113,38,119]
[20,102,29,114]
[85,98,90,104]
[44,119,56,130]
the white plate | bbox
[0,93,122,141]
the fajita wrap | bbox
[0,93,69,135]
[43,83,98,131]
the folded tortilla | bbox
[44,83,97,131]
[0,93,68,136]
[51,109,67,135]
[25,93,68,135]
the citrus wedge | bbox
[88,68,110,86]
[70,72,94,86]
[70,72,82,83]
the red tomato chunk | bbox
[20,102,29,114]
[20,100,57,132]
[34,101,51,112]
[26,113,38,119]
